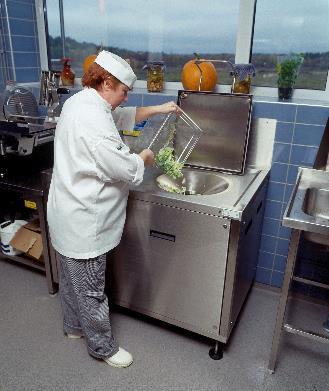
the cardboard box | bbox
[10,219,43,262]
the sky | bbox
[46,0,329,54]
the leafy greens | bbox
[155,146,183,179]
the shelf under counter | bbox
[0,156,57,294]
[0,252,46,272]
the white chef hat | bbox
[94,50,137,89]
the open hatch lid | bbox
[176,91,252,175]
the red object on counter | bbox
[61,58,75,87]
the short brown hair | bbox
[82,62,121,90]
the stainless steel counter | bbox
[130,166,269,220]
[111,166,269,355]
[283,167,329,237]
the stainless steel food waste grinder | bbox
[110,91,270,360]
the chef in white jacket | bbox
[47,50,179,368]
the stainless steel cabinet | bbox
[111,177,268,349]
[112,199,231,338]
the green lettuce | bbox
[155,147,183,179]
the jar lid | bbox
[143,61,165,70]
[231,64,256,79]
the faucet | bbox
[195,59,235,92]
[47,85,70,121]
[47,81,61,120]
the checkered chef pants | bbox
[56,251,119,359]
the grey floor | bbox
[1,259,329,391]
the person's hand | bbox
[139,149,155,166]
[157,101,180,115]
[135,102,181,123]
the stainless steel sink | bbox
[283,168,329,245]
[303,188,329,219]
[156,168,230,195]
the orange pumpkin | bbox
[83,54,97,73]
[181,60,218,91]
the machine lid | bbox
[3,87,39,123]
[176,91,252,175]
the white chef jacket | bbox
[47,87,144,259]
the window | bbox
[251,0,329,91]
[44,0,239,85]
[39,0,329,99]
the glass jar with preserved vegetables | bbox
[143,61,165,92]
[231,64,256,94]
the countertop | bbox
[129,166,270,220]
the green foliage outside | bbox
[276,54,304,88]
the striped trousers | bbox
[56,252,119,359]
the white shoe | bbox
[66,333,83,339]
[104,347,133,368]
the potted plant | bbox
[276,53,304,100]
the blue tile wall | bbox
[290,145,319,166]
[286,164,299,184]
[0,0,40,88]
[255,268,271,285]
[252,101,297,122]
[122,93,143,107]
[264,200,283,220]
[11,35,37,52]
[14,52,39,68]
[9,19,35,36]
[142,94,176,106]
[253,101,329,290]
[275,122,294,143]
[284,184,294,203]
[296,105,329,125]
[258,251,275,268]
[271,271,284,288]
[272,142,291,163]
[15,67,40,82]
[267,181,285,202]
[293,124,324,146]
[273,254,287,272]
[270,162,288,182]
[278,225,292,240]
[7,1,34,20]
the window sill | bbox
[131,80,329,107]
[21,80,329,108]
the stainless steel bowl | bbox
[157,168,230,196]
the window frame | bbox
[35,0,329,101]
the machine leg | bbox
[209,341,224,360]
[268,229,301,373]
